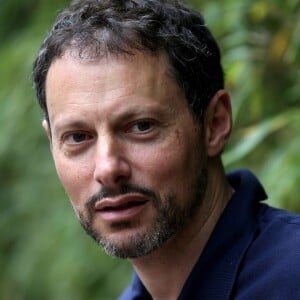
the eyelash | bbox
[131,120,154,132]
[127,120,156,134]
[60,119,158,147]
[63,131,93,144]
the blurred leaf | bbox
[1,0,300,299]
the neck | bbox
[129,160,233,300]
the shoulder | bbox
[254,205,300,273]
[234,204,300,299]
[257,204,300,248]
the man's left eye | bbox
[129,120,155,134]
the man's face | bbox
[45,52,208,258]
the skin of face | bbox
[44,51,212,258]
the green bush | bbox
[1,0,299,299]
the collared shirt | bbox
[119,169,300,299]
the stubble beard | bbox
[77,165,208,259]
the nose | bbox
[93,134,131,187]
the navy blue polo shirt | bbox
[119,169,300,299]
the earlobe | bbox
[42,119,53,148]
[205,90,232,157]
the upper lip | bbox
[94,194,149,211]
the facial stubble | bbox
[78,162,208,259]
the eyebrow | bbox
[52,119,91,136]
[51,102,175,136]
[115,101,176,119]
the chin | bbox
[91,224,169,259]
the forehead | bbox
[47,50,175,89]
[45,51,188,127]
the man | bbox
[32,0,300,299]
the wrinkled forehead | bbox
[45,49,188,118]
[46,47,181,100]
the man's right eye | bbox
[64,132,93,144]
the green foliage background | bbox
[0,0,299,299]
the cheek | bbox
[132,136,199,191]
[53,152,93,206]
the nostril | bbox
[93,155,131,186]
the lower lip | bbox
[97,202,148,223]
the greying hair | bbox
[32,0,224,124]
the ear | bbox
[42,119,53,149]
[204,90,232,157]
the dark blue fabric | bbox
[118,169,300,299]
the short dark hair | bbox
[32,0,224,124]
